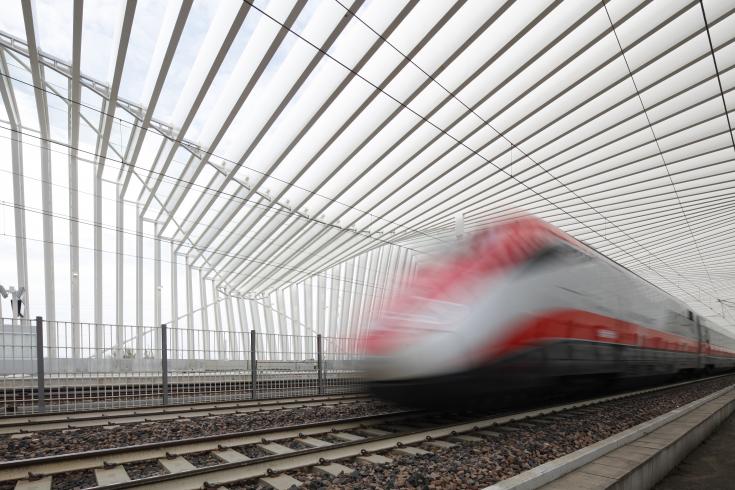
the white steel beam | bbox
[262,294,275,357]
[199,273,210,360]
[316,274,326,336]
[185,256,194,359]
[348,254,367,340]
[341,259,355,337]
[170,245,178,358]
[154,227,161,357]
[115,183,124,354]
[211,281,223,358]
[328,266,340,339]
[120,0,193,191]
[184,0,363,271]
[69,0,82,356]
[237,296,248,361]
[376,246,398,316]
[141,1,252,216]
[303,277,313,358]
[0,51,29,322]
[135,207,143,353]
[248,298,263,353]
[289,285,301,355]
[93,1,135,333]
[20,0,55,336]
[225,294,237,360]
[275,289,289,359]
[359,249,382,338]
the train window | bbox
[666,310,696,339]
[523,244,588,271]
[526,245,563,264]
[688,310,693,321]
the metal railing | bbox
[0,317,366,415]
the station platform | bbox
[653,411,735,489]
[487,383,735,490]
[536,387,735,490]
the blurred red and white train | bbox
[363,216,735,407]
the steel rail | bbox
[0,394,370,435]
[0,409,423,482]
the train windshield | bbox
[379,220,553,329]
[429,218,553,280]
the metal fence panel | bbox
[322,335,367,395]
[0,318,39,414]
[0,317,366,415]
[166,324,252,404]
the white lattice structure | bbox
[0,0,734,360]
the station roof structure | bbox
[0,0,734,337]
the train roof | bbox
[532,218,734,337]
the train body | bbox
[363,216,735,407]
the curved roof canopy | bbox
[0,0,734,333]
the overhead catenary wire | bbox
[0,128,414,285]
[601,0,716,293]
[0,134,405,299]
[0,53,438,291]
[2,3,732,260]
[2,1,732,322]
[398,203,735,275]
[699,0,735,152]
[238,0,731,318]
[0,51,452,250]
[463,189,735,236]
[348,0,735,243]
[0,121,424,256]
[0,198,395,296]
[455,79,735,229]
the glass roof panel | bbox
[152,0,223,124]
[7,64,39,132]
[117,0,169,104]
[36,0,73,62]
[79,0,125,84]
[0,2,27,43]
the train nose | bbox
[365,299,469,351]
[363,329,467,381]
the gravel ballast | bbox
[0,400,397,460]
[123,459,165,479]
[50,469,96,490]
[5,377,734,490]
[231,375,735,489]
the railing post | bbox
[317,334,324,395]
[35,316,46,413]
[250,330,257,399]
[161,323,169,405]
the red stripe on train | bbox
[474,309,735,362]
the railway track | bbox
[0,409,425,488]
[3,374,733,490]
[0,394,370,436]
